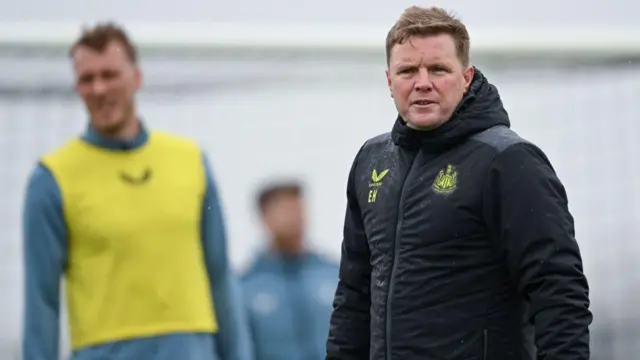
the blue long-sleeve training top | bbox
[22,124,254,360]
[241,250,339,360]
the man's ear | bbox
[385,68,392,91]
[463,66,474,92]
[386,68,394,98]
[133,66,143,90]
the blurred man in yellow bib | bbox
[21,23,253,360]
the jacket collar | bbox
[253,248,317,272]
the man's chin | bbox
[405,116,445,131]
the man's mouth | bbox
[95,99,116,112]
[412,100,435,106]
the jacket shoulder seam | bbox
[469,125,529,153]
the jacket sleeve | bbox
[482,143,592,359]
[22,164,68,360]
[200,153,254,360]
[326,147,371,360]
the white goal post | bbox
[1,21,640,64]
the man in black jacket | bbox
[326,6,592,360]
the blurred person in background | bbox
[240,181,339,360]
[21,23,252,360]
[326,6,592,360]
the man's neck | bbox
[84,117,147,151]
[105,116,140,141]
[271,239,304,257]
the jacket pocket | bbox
[482,329,488,360]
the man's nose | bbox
[90,79,108,95]
[414,68,433,92]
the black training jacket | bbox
[326,69,592,360]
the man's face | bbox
[386,34,474,130]
[73,41,141,135]
[262,193,305,250]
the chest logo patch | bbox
[120,168,153,186]
[368,168,389,203]
[432,164,458,195]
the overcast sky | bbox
[1,0,633,28]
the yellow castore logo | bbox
[368,168,389,203]
[371,169,389,183]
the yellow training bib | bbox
[41,131,218,349]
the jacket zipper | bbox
[483,329,488,360]
[285,263,310,360]
[385,152,419,360]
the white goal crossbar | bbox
[1,21,640,63]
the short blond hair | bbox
[385,6,470,67]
